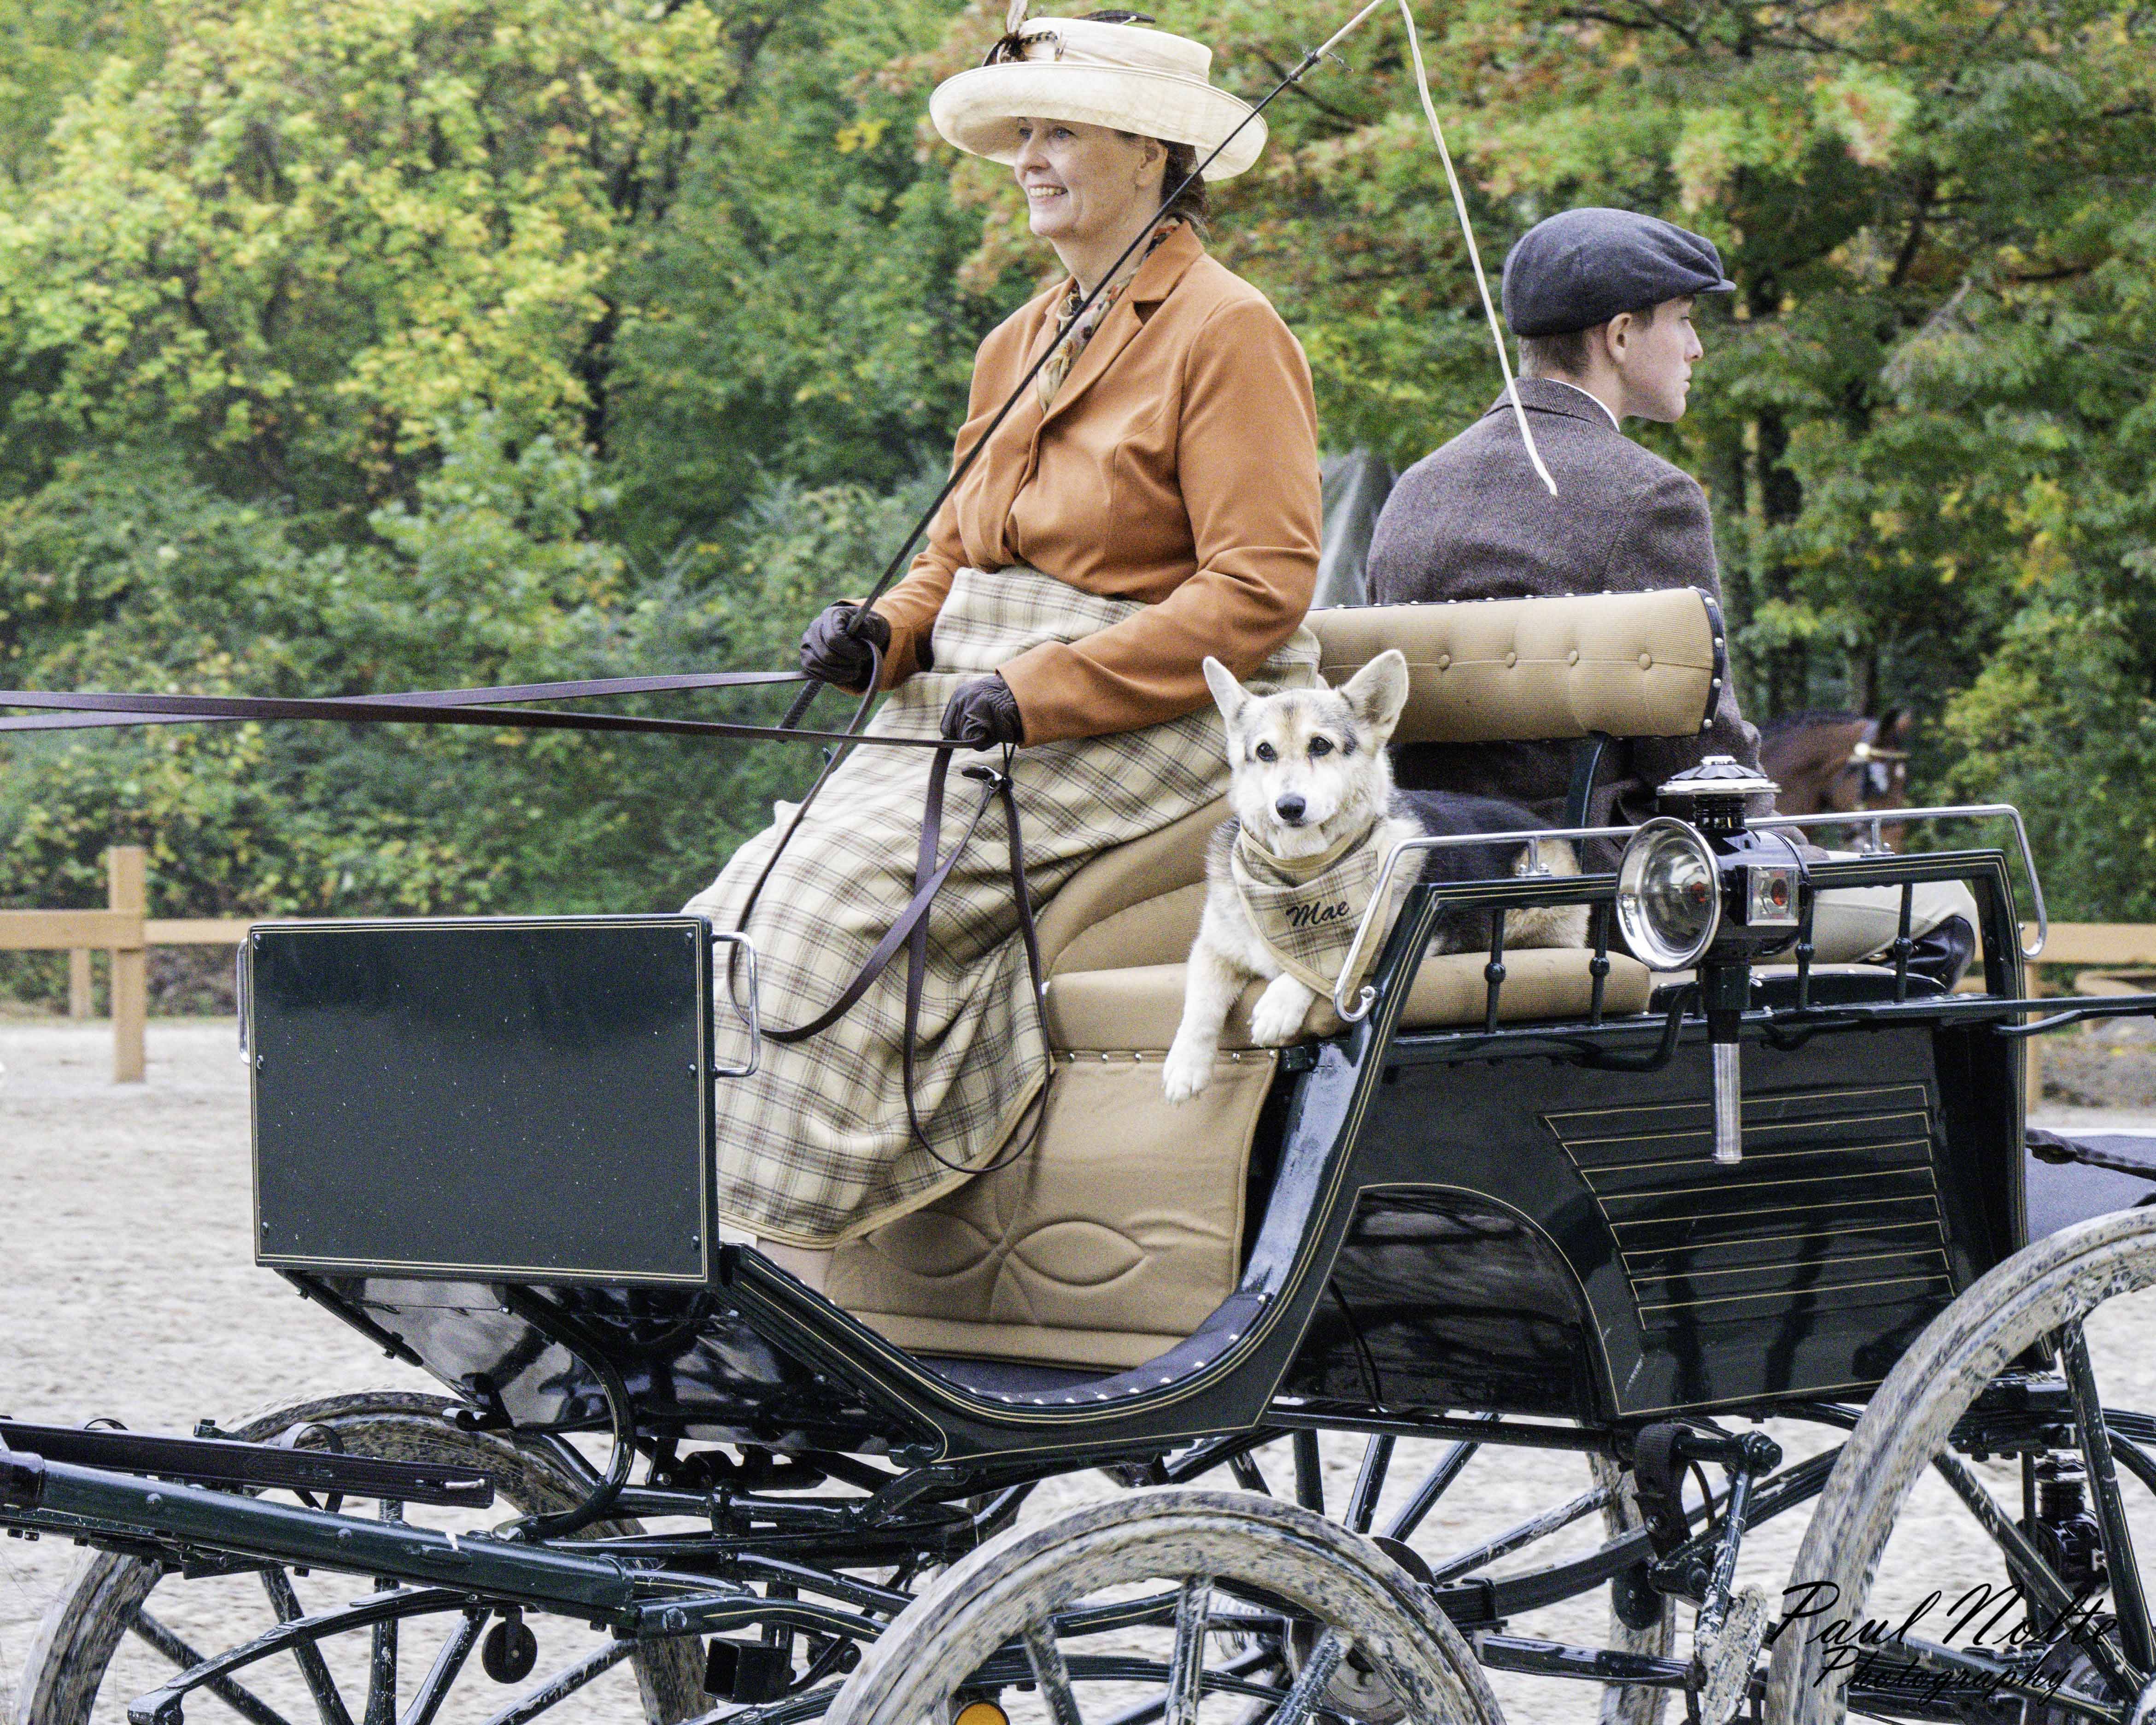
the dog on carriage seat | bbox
[1162,649,1586,1103]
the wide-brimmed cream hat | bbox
[930,10,1266,181]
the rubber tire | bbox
[1764,1208,2156,1725]
[1593,1456,1675,1725]
[826,1485,1504,1725]
[14,1390,706,1725]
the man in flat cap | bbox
[1366,205,1976,979]
[1365,205,1754,833]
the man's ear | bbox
[1341,649,1410,741]
[1201,657,1249,728]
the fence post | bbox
[68,949,94,1018]
[108,846,146,1083]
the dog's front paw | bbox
[1249,975,1317,1046]
[1161,1038,1215,1103]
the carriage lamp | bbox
[1617,757,1807,1167]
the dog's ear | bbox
[1341,649,1410,740]
[1201,657,1249,728]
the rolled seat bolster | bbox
[1044,949,1656,1051]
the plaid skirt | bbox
[688,565,1318,1246]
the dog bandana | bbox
[1230,819,1394,995]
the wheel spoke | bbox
[1270,1629,1348,1725]
[1426,1483,1611,1585]
[399,1607,485,1725]
[1381,1423,1489,1542]
[366,1612,398,1725]
[1345,1438,1392,1536]
[1291,1433,1324,1516]
[1097,1650,1286,1725]
[261,1569,357,1725]
[1932,1453,2139,1697]
[1024,1620,1088,1725]
[2062,1322,2156,1673]
[1164,1577,1211,1725]
[2109,1425,2156,1497]
[475,1640,635,1725]
[130,1611,296,1725]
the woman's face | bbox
[1011,117,1163,248]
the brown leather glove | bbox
[940,675,1024,750]
[797,602,891,690]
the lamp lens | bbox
[1617,820,1720,968]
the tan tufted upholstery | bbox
[827,1049,1274,1369]
[1308,589,1720,745]
[836,953,1653,1367]
[835,591,1704,1368]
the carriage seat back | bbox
[1030,588,1722,976]
[1310,587,1724,745]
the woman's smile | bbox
[1010,117,1160,286]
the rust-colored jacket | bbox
[871,225,1320,745]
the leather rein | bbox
[0,7,1398,1179]
[0,659,1054,1178]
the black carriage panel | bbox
[1281,1188,1602,1420]
[250,916,716,1286]
[1320,1021,1998,1420]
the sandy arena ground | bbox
[3,1019,2153,1725]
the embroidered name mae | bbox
[1282,897,1354,931]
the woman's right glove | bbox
[797,602,891,690]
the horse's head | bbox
[1852,708,1914,808]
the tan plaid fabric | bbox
[689,564,1319,1246]
[1230,822,1396,995]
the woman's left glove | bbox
[940,675,1025,750]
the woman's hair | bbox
[1156,140,1211,237]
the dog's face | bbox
[1204,651,1410,855]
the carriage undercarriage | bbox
[8,593,2156,1725]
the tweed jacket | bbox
[1365,376,1760,830]
[870,224,1320,745]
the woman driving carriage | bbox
[686,10,1323,1287]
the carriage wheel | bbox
[824,1485,1501,1725]
[15,1389,706,1725]
[1142,1432,1671,1724]
[1765,1207,2156,1725]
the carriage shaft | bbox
[7,1455,641,1618]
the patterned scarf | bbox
[1036,221,1180,410]
[1230,818,1392,996]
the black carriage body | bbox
[247,851,2038,1467]
[1286,1008,2023,1422]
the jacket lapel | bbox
[1036,224,1205,435]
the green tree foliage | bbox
[895,0,2156,913]
[1,0,2153,934]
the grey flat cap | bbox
[1501,207,1735,338]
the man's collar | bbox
[1484,374,1623,431]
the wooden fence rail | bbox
[6,848,2155,1085]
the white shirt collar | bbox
[1540,376,1622,430]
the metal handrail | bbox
[1326,802,2049,1025]
[1329,825,1639,1024]
[1756,804,2047,959]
